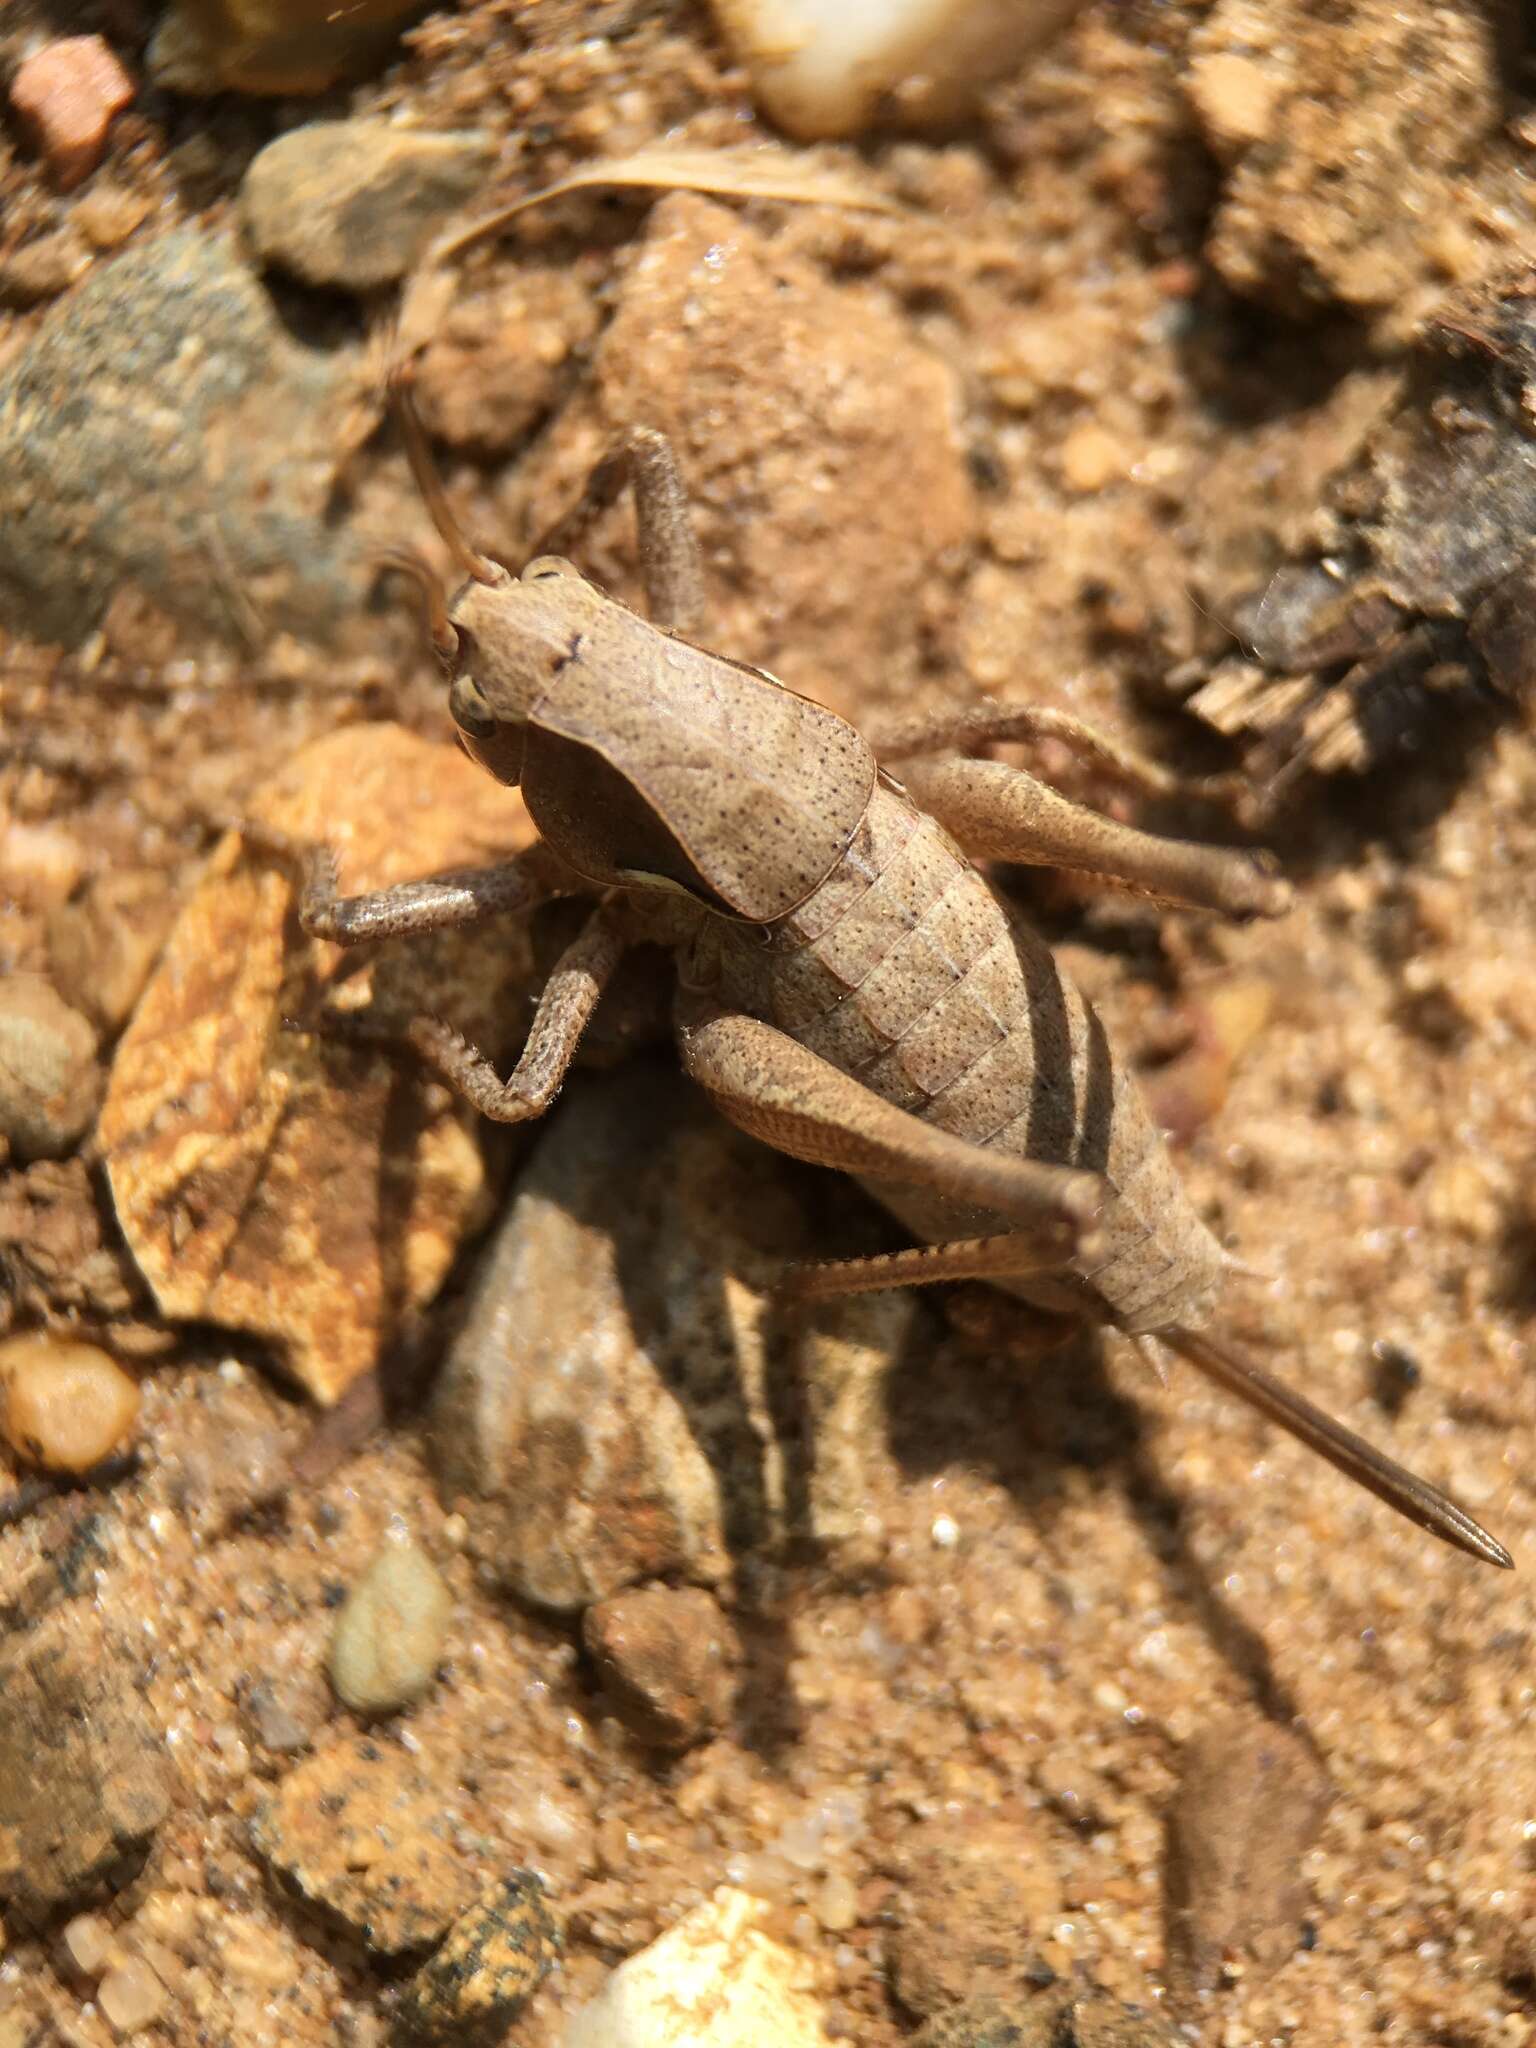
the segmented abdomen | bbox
[702,780,1223,1333]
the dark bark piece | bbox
[1174,264,1536,805]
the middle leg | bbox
[404,905,627,1122]
[894,755,1290,920]
[872,699,1241,803]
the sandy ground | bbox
[3,2,1536,2043]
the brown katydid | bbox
[259,391,1511,1572]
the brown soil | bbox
[3,3,1536,2043]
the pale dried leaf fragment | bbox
[1163,1712,1332,1996]
[398,144,901,359]
[564,1888,832,2047]
[100,724,535,1404]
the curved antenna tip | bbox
[388,364,499,588]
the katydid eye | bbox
[449,676,496,740]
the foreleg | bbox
[404,907,627,1122]
[244,828,576,946]
[526,424,705,635]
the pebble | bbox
[564,1888,830,2048]
[148,0,426,94]
[97,1957,166,2035]
[239,1672,328,1755]
[8,36,135,190]
[1163,1711,1332,1994]
[891,1809,1061,2020]
[1056,422,1129,495]
[241,120,492,290]
[706,0,1088,137]
[432,1065,899,1610]
[328,1531,453,1716]
[1144,974,1275,1148]
[47,870,174,1037]
[1187,0,1497,318]
[0,228,371,649]
[0,1156,143,1346]
[249,1734,479,1954]
[72,183,154,251]
[0,1334,139,1475]
[0,228,93,306]
[394,1872,559,2042]
[0,973,99,1162]
[1186,48,1281,152]
[155,1372,294,1529]
[0,1611,172,1930]
[413,262,600,455]
[583,1585,740,1751]
[576,193,975,720]
[61,1912,116,1976]
[914,1989,1178,2046]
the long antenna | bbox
[388,364,499,587]
[375,546,459,664]
[1165,1324,1512,1568]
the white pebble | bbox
[564,1887,831,2047]
[327,1531,452,1715]
[707,0,1088,138]
[62,1912,115,1976]
[98,1957,166,2035]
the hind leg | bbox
[674,1005,1105,1278]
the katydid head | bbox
[390,364,599,788]
[444,555,608,789]
[388,369,877,922]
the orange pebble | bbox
[9,36,135,191]
[0,1335,140,1474]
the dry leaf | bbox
[100,724,536,1404]
[397,143,901,359]
[1164,1712,1332,1996]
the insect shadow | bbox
[881,1321,1300,1725]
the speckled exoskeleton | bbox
[259,396,1510,1569]
[1173,266,1536,812]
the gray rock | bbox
[0,1609,173,1930]
[0,973,99,1161]
[328,1531,453,1715]
[430,1064,911,1612]
[242,120,493,290]
[0,227,376,648]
